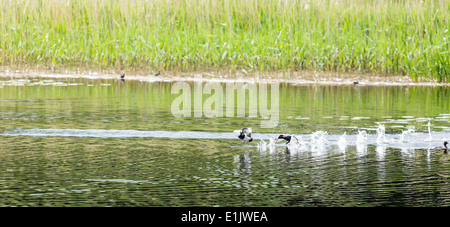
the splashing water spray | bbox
[268,138,275,146]
[425,119,433,142]
[338,132,347,152]
[356,130,368,145]
[311,131,328,146]
[376,124,386,145]
[258,139,267,147]
[400,128,415,143]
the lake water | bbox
[0,76,449,207]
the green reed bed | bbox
[1,0,450,81]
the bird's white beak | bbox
[275,138,279,143]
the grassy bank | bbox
[1,0,450,81]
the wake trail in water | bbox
[1,127,449,150]
[1,128,239,139]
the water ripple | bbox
[2,127,449,150]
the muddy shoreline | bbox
[1,67,449,86]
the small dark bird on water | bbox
[433,141,448,154]
[275,135,292,144]
[234,128,253,142]
[120,73,125,79]
[155,70,161,76]
[275,134,301,145]
[353,81,359,85]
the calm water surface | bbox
[0,77,449,207]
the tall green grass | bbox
[1,0,450,81]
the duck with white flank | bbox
[275,134,301,145]
[275,135,292,144]
[234,128,253,142]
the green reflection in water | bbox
[0,78,449,206]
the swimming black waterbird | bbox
[275,135,292,144]
[155,70,161,76]
[234,128,253,142]
[434,141,448,154]
[120,73,125,79]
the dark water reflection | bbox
[0,77,449,206]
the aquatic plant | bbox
[1,0,450,81]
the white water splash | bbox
[425,119,433,141]
[338,132,347,152]
[400,128,415,143]
[268,138,276,147]
[311,131,328,145]
[310,131,328,155]
[287,135,303,150]
[376,124,386,145]
[258,139,267,147]
[356,130,368,145]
